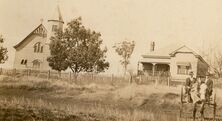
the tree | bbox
[113,40,135,76]
[47,17,109,77]
[47,30,68,76]
[200,46,222,78]
[213,51,222,78]
[0,35,8,64]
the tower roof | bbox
[48,5,64,23]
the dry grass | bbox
[0,75,221,121]
[0,96,155,121]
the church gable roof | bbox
[14,24,47,49]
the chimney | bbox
[150,41,155,52]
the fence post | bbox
[111,74,114,82]
[92,73,94,81]
[167,77,170,87]
[155,76,158,88]
[69,72,71,81]
[139,75,142,84]
[13,68,16,81]
[27,69,29,80]
[0,68,2,75]
[48,70,51,80]
[111,74,114,85]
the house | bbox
[138,42,209,81]
[13,6,64,70]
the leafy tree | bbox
[113,40,135,76]
[47,30,68,76]
[0,35,8,64]
[47,17,109,77]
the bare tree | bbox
[213,51,222,78]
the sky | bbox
[0,0,222,74]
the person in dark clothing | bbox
[185,71,196,103]
[205,72,213,101]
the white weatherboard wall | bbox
[170,53,198,79]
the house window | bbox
[177,65,190,75]
[52,25,58,32]
[34,42,43,53]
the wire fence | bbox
[0,68,129,85]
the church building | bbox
[13,6,64,70]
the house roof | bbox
[169,45,199,57]
[142,43,183,58]
[14,24,47,49]
[141,44,209,66]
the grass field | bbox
[0,75,221,121]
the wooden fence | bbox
[0,68,190,86]
[0,68,127,84]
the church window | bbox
[21,59,24,64]
[34,45,37,52]
[40,46,43,53]
[33,60,40,69]
[24,60,27,65]
[21,59,27,65]
[34,42,43,53]
[52,25,58,32]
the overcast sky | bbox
[0,0,222,74]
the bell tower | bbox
[46,5,64,43]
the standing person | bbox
[205,72,213,101]
[185,71,196,103]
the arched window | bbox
[24,60,27,65]
[34,45,37,52]
[41,46,43,53]
[32,59,40,69]
[21,59,24,64]
[21,59,27,65]
[34,42,43,53]
[52,25,58,32]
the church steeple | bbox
[48,5,64,31]
[46,5,64,43]
[48,5,64,24]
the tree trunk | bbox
[58,71,61,79]
[69,66,78,83]
[124,63,127,76]
[73,72,78,83]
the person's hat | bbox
[189,71,194,75]
[200,78,205,83]
[205,72,211,76]
[197,75,204,78]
